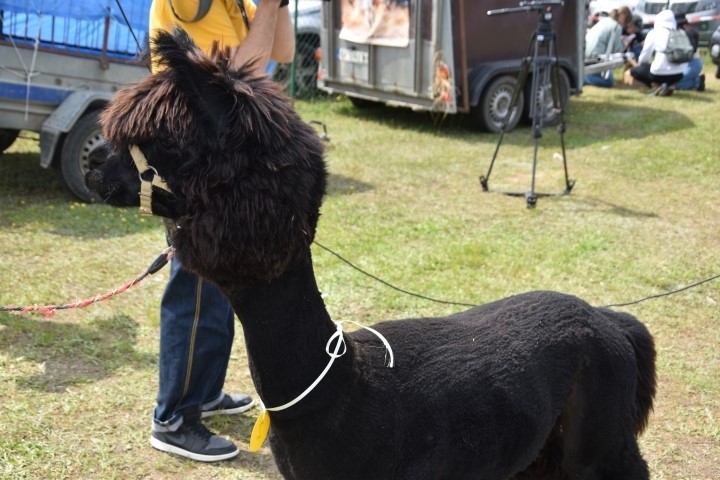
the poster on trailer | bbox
[339,0,410,47]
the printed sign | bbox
[338,47,369,64]
[339,0,410,47]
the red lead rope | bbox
[0,247,174,318]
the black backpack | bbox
[663,28,694,63]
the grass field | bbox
[1,65,719,479]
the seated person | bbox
[627,9,686,96]
[674,14,705,91]
[623,14,645,60]
[584,7,634,88]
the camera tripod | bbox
[479,1,575,208]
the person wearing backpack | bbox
[627,9,687,96]
[675,14,706,92]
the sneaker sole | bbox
[150,436,239,462]
[201,399,256,418]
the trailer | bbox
[0,0,150,202]
[318,0,588,132]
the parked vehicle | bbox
[710,24,720,78]
[318,0,585,133]
[0,0,150,202]
[635,0,720,45]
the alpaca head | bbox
[85,28,327,284]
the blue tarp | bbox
[0,0,151,56]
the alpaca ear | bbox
[152,28,233,136]
[151,28,197,72]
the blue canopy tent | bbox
[0,0,151,59]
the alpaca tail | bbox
[601,309,657,436]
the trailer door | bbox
[319,0,457,114]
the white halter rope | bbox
[262,321,394,413]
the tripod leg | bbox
[548,37,574,194]
[526,35,551,208]
[480,34,536,191]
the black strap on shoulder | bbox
[237,0,250,31]
[168,0,213,23]
[167,0,249,31]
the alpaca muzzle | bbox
[129,144,173,215]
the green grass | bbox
[1,64,719,478]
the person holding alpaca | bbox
[147,0,294,463]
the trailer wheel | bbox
[523,68,570,126]
[59,110,104,203]
[0,129,20,153]
[472,75,524,133]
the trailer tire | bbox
[523,68,570,126]
[0,129,20,153]
[59,110,104,203]
[472,75,524,133]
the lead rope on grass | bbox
[2,242,718,319]
[0,247,174,318]
[313,241,720,309]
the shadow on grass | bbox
[207,414,282,476]
[333,101,480,138]
[145,412,282,477]
[563,195,660,218]
[329,96,694,149]
[327,173,373,196]
[0,152,162,238]
[0,151,67,199]
[0,313,155,392]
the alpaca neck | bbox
[223,255,348,418]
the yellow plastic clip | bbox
[249,410,271,452]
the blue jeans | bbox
[675,57,703,90]
[584,72,614,88]
[153,259,235,430]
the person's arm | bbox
[271,6,295,63]
[612,25,625,53]
[230,0,294,72]
[637,31,655,65]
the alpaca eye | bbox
[159,138,175,150]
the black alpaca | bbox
[86,29,657,480]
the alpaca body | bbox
[85,29,656,479]
[228,259,651,480]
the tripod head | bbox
[487,1,563,17]
[487,1,563,35]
